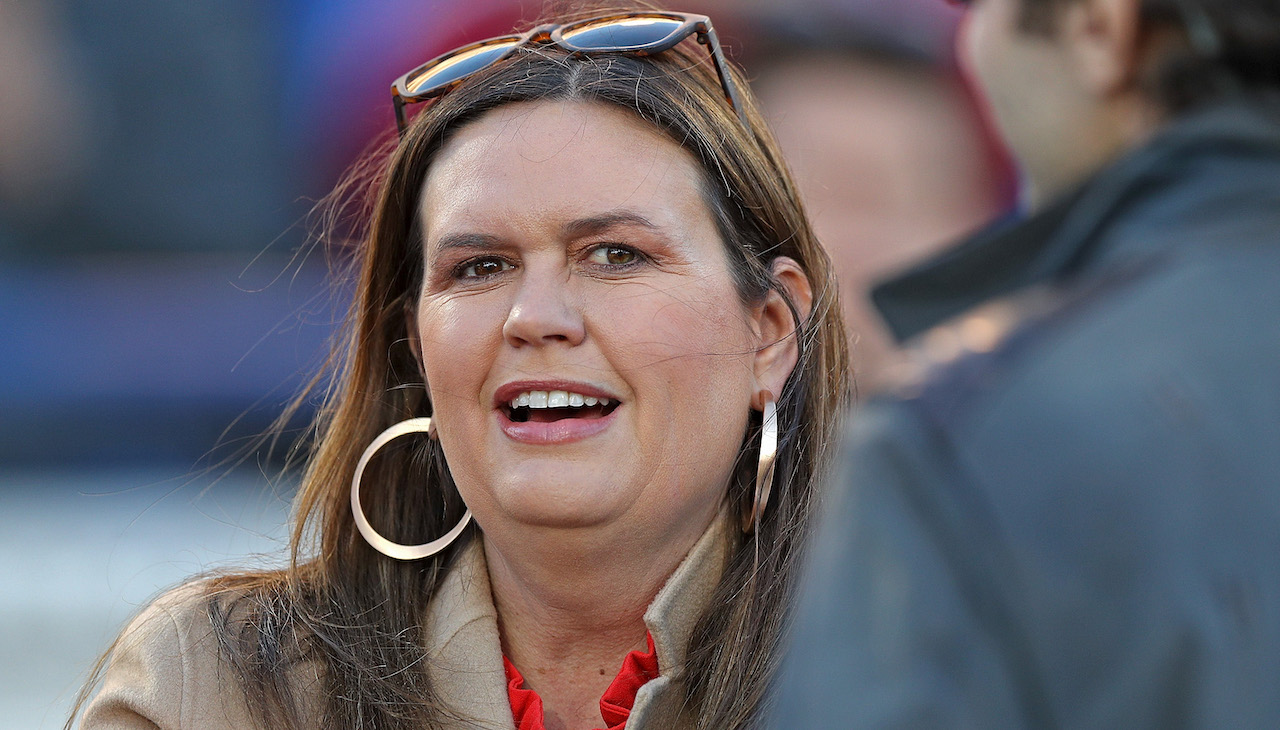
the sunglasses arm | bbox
[394,95,410,138]
[697,27,749,129]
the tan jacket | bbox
[82,516,731,729]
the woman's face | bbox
[412,100,771,549]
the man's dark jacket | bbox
[775,98,1280,729]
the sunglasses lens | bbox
[405,37,520,95]
[560,16,684,51]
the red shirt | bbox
[503,634,661,730]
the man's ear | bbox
[751,257,813,408]
[1061,0,1144,96]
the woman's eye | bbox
[456,257,513,279]
[587,245,640,267]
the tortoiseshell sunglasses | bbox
[390,11,748,136]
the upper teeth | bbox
[510,390,611,409]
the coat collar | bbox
[631,511,732,726]
[423,513,733,729]
[872,95,1280,343]
[422,532,513,730]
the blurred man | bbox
[775,0,1280,727]
[748,0,1010,393]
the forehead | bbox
[418,100,716,243]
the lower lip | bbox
[497,406,619,445]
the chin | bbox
[482,465,636,529]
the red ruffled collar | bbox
[503,633,660,730]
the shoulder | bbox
[81,581,222,729]
[128,581,221,648]
[82,579,323,730]
[110,580,223,674]
[844,249,1280,557]
[824,244,1280,727]
[843,243,1280,565]
[888,248,1280,454]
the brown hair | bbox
[70,5,850,729]
[1019,0,1280,111]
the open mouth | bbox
[504,389,620,423]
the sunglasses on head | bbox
[390,12,748,136]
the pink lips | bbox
[493,380,621,446]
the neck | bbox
[1025,93,1168,212]
[483,509,717,730]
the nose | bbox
[501,269,586,348]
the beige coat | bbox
[82,516,731,729]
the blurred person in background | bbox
[73,6,850,730]
[748,0,1013,393]
[776,0,1280,727]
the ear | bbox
[751,256,812,410]
[1061,0,1144,96]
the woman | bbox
[75,6,850,729]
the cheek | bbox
[598,279,755,373]
[415,295,504,416]
[959,0,1026,93]
[599,282,756,510]
[959,11,997,98]
[593,278,758,453]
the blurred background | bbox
[0,0,1012,727]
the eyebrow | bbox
[431,232,503,254]
[562,211,660,238]
[429,210,662,255]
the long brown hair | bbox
[72,5,850,728]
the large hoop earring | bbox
[741,395,779,534]
[351,417,473,561]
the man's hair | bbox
[1021,0,1280,111]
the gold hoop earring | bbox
[742,394,779,534]
[351,417,472,560]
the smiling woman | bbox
[73,5,850,730]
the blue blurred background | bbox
[0,1,1010,727]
